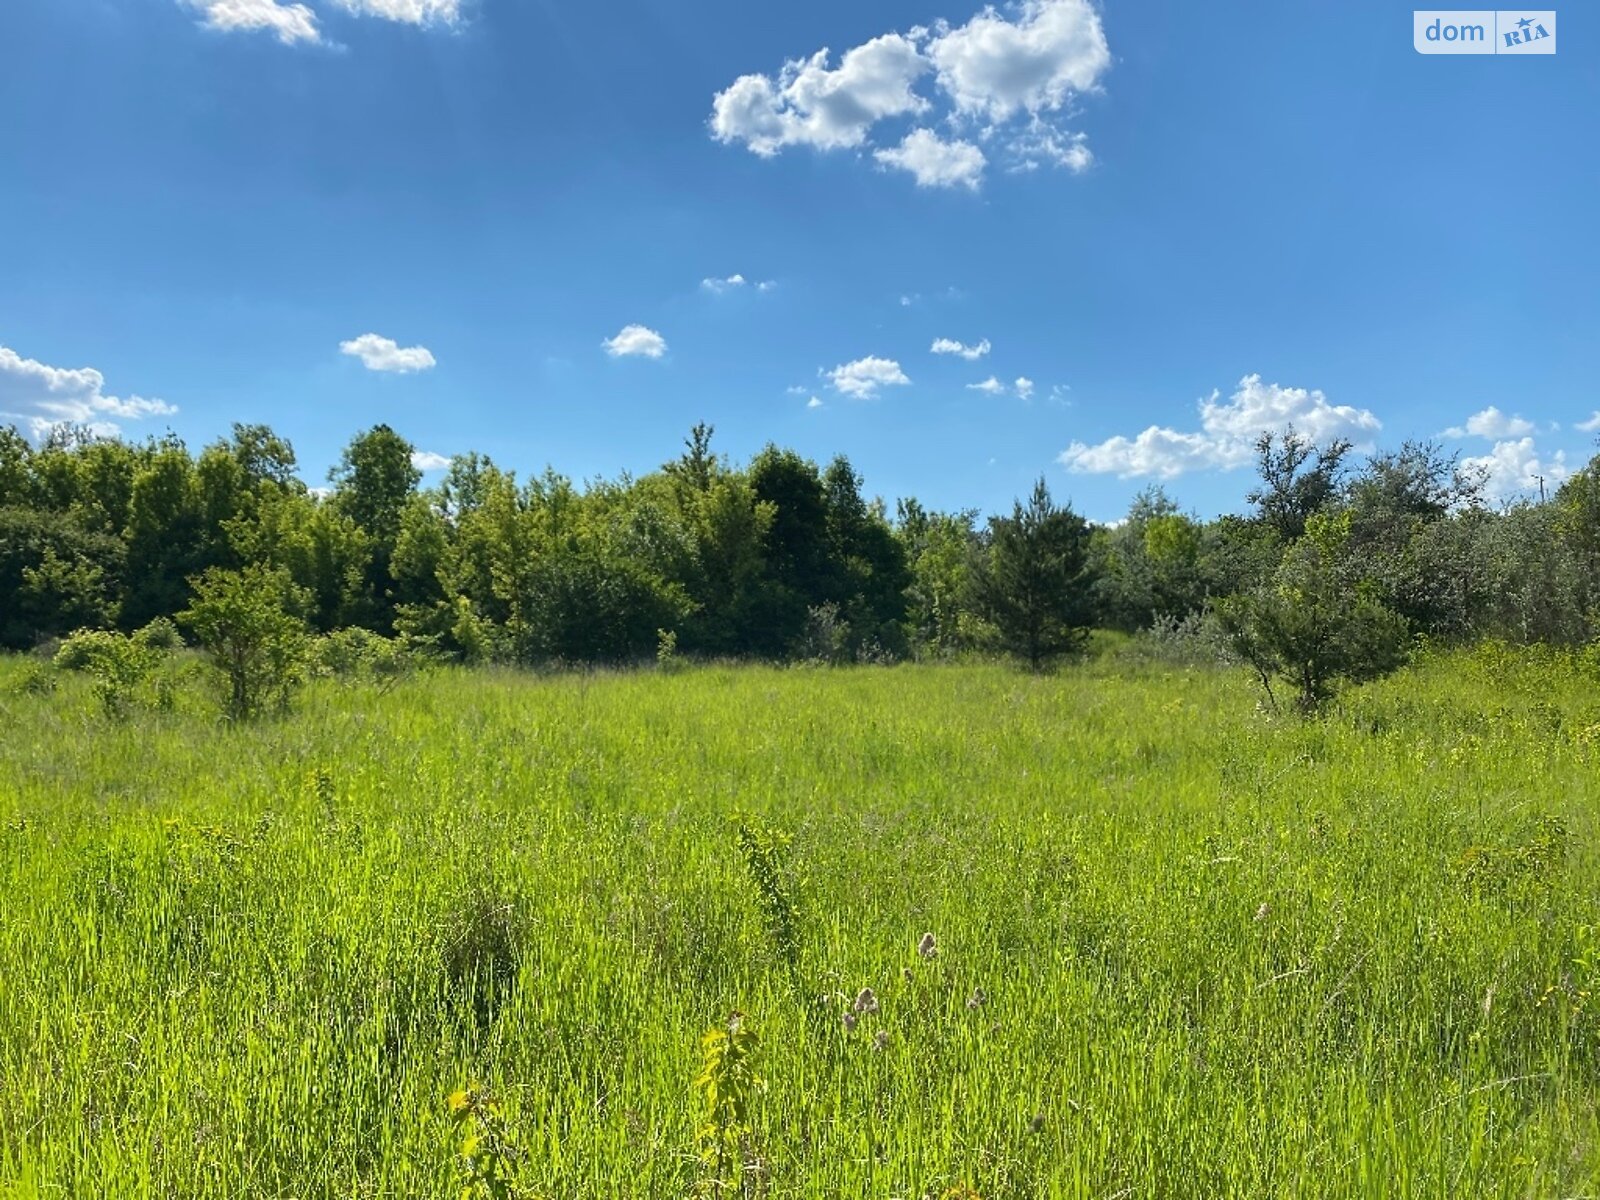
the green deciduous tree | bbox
[179,563,312,719]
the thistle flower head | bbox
[873,1028,890,1051]
[842,1010,858,1032]
[853,987,879,1014]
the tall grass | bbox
[0,646,1595,1197]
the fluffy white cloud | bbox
[1462,438,1569,502]
[340,333,437,373]
[1015,376,1035,399]
[806,396,825,409]
[181,0,322,44]
[1059,374,1382,479]
[1443,405,1536,440]
[329,0,460,23]
[1578,412,1600,433]
[710,1,1107,187]
[931,336,991,360]
[928,0,1110,121]
[0,345,177,440]
[875,128,986,189]
[411,450,452,471]
[967,376,1007,395]
[602,324,668,359]
[825,355,910,399]
[710,34,930,156]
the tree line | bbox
[4,419,1598,699]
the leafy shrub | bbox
[132,616,184,651]
[53,627,162,717]
[179,564,311,720]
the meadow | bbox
[0,646,1596,1198]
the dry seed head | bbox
[853,987,879,1014]
[966,987,987,1010]
[842,1010,858,1033]
[918,932,937,959]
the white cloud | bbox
[1015,376,1035,399]
[928,0,1111,121]
[825,355,910,399]
[602,324,668,359]
[786,385,810,396]
[329,0,460,24]
[180,0,322,44]
[702,274,776,294]
[1006,118,1093,172]
[411,450,452,471]
[1578,412,1600,433]
[875,128,986,189]
[931,336,991,360]
[807,396,825,409]
[1059,374,1382,479]
[1442,405,1536,440]
[967,376,1007,395]
[710,33,930,156]
[1462,438,1569,502]
[340,333,437,373]
[0,345,177,440]
[710,1,1107,188]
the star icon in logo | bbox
[1517,15,1534,29]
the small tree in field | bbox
[180,563,311,719]
[974,478,1093,670]
[1218,510,1408,714]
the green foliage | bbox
[973,478,1094,669]
[53,627,163,717]
[735,818,802,976]
[1219,511,1409,713]
[179,563,312,719]
[448,1085,526,1200]
[693,1012,764,1196]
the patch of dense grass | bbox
[1,647,1596,1197]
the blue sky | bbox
[1,0,1595,521]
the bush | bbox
[311,627,417,691]
[53,628,162,717]
[1218,512,1409,714]
[132,616,184,651]
[179,564,311,720]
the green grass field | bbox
[1,648,1596,1198]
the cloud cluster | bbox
[177,0,458,45]
[931,336,991,360]
[603,325,668,359]
[1461,438,1568,502]
[341,333,437,373]
[710,0,1110,190]
[702,274,776,294]
[1060,375,1382,479]
[1579,412,1600,434]
[825,356,910,399]
[0,345,177,440]
[1442,406,1535,440]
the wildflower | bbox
[1254,903,1269,922]
[918,932,937,959]
[873,1029,890,1051]
[853,987,879,1014]
[842,1010,858,1032]
[966,987,987,1010]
